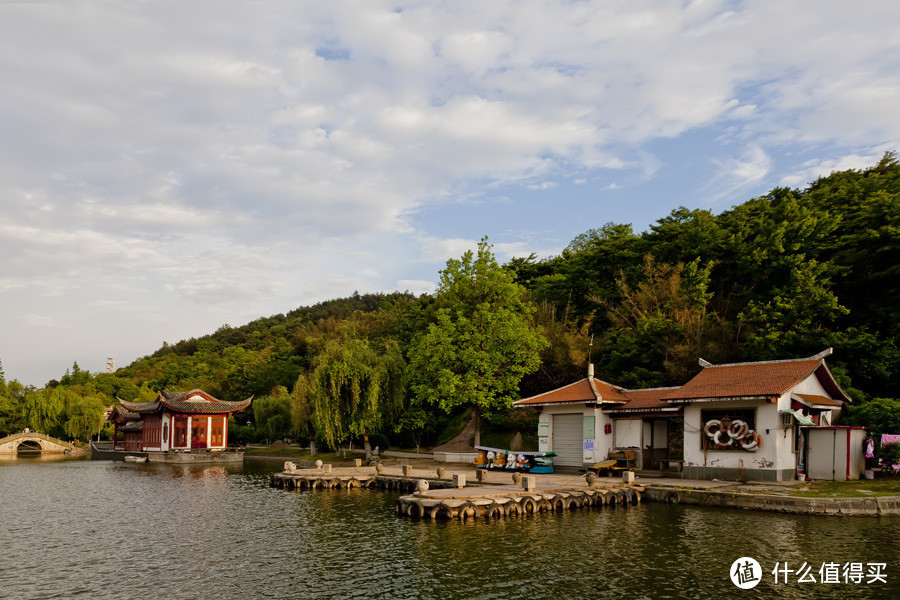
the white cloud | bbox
[396,279,437,295]
[1,0,898,384]
[23,314,56,327]
[780,146,898,188]
[703,144,773,204]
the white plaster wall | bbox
[615,419,641,448]
[683,400,783,473]
[653,420,668,449]
[792,373,829,397]
[791,373,841,426]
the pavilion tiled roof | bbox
[513,377,629,407]
[117,389,252,415]
[109,405,141,421]
[661,353,851,403]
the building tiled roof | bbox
[513,377,628,407]
[117,389,252,415]
[606,387,682,412]
[119,420,144,432]
[661,355,851,403]
[794,393,843,408]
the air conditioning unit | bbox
[782,411,793,427]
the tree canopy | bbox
[408,238,547,445]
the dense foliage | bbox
[1,154,898,445]
[408,239,547,446]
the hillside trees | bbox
[408,239,547,446]
[597,256,729,387]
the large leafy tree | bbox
[408,238,547,446]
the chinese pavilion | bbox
[111,389,252,454]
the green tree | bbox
[308,337,405,452]
[842,397,900,435]
[63,393,107,441]
[0,359,8,398]
[408,238,547,446]
[252,386,293,443]
[22,388,64,435]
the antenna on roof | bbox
[587,333,595,378]
[698,358,712,368]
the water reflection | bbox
[1,459,898,600]
[0,452,90,463]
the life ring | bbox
[704,419,722,438]
[713,430,732,448]
[728,420,748,439]
[741,431,761,451]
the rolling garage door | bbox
[553,414,584,467]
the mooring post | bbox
[354,458,362,468]
[453,473,466,488]
[475,469,487,482]
[522,476,536,491]
[402,464,413,476]
[323,464,332,474]
[622,471,635,484]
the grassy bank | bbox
[790,478,900,498]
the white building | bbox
[513,365,682,470]
[660,349,851,481]
[515,349,855,481]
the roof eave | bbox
[662,395,774,403]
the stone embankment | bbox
[643,486,900,516]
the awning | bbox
[780,409,815,426]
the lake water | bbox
[1,457,898,599]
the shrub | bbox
[878,442,900,473]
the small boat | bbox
[124,455,147,463]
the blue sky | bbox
[1,1,898,386]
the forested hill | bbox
[512,152,900,400]
[2,153,898,443]
[115,151,900,403]
[116,291,422,402]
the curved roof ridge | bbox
[700,357,821,369]
[698,348,832,369]
[623,385,681,392]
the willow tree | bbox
[307,337,405,453]
[408,238,547,446]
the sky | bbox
[1,1,898,387]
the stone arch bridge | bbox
[0,431,75,454]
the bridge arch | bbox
[0,432,75,455]
[16,439,43,452]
